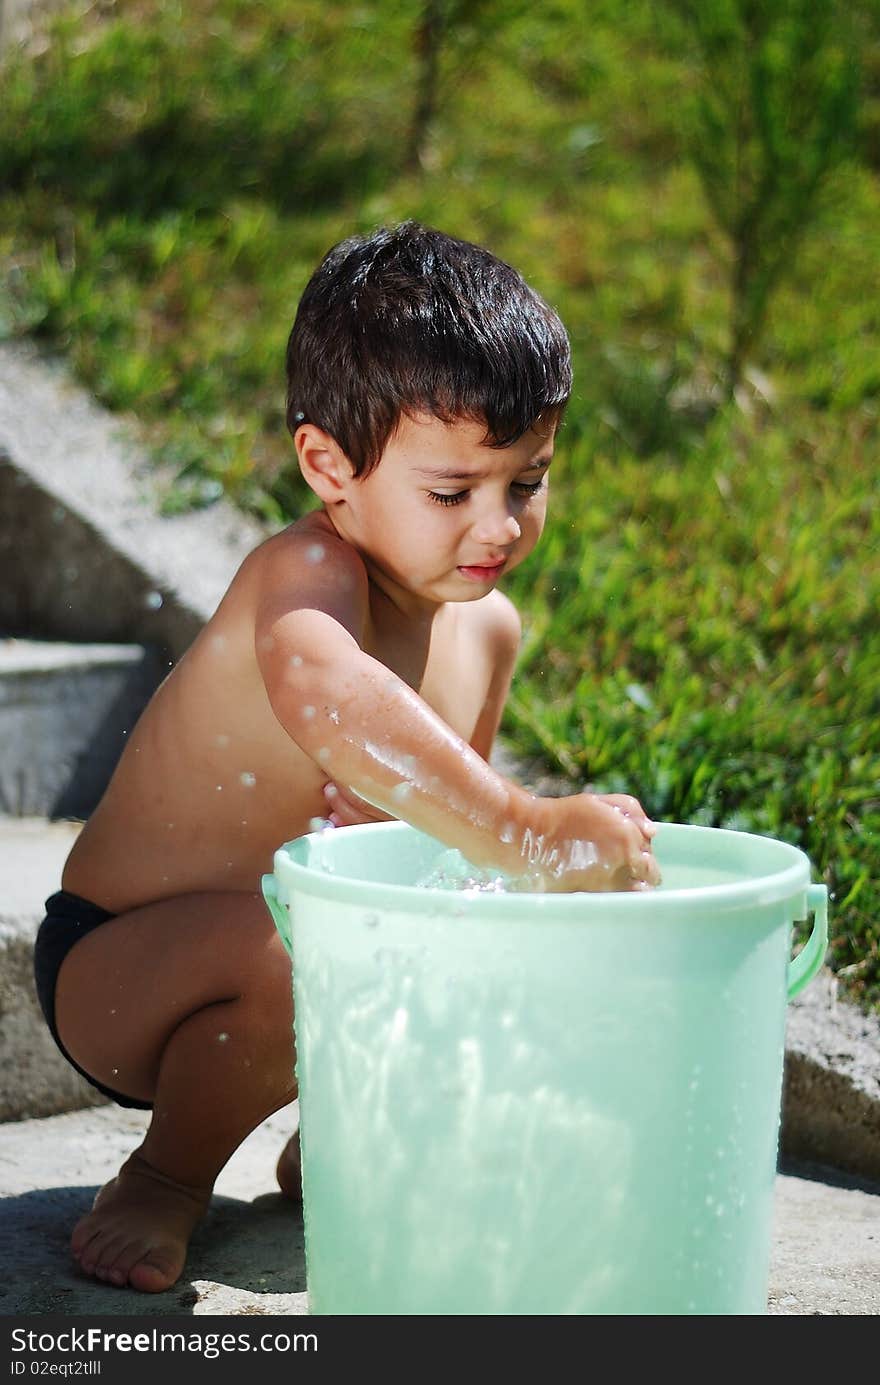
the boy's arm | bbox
[256,540,658,891]
[321,590,519,827]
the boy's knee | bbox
[242,930,294,1023]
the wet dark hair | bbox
[285,221,572,475]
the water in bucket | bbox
[263,821,827,1315]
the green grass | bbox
[1,0,878,1008]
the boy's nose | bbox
[471,509,522,546]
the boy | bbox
[34,222,660,1294]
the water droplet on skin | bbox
[144,590,164,610]
[109,1008,116,1016]
[317,747,330,764]
[306,543,326,564]
[328,708,341,724]
[217,1032,229,1043]
[302,705,315,720]
[211,634,227,653]
[391,781,412,803]
[216,734,230,749]
[111,1067,119,1076]
[290,654,303,667]
[258,633,275,652]
[216,784,223,792]
[240,771,256,787]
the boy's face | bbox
[331,413,554,611]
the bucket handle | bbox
[262,873,294,959]
[787,883,828,1000]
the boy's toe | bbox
[127,1247,184,1294]
[90,1233,135,1282]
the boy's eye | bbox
[428,490,468,507]
[428,476,545,507]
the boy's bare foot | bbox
[275,1129,303,1202]
[70,1151,210,1293]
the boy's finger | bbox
[598,793,657,838]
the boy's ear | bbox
[294,424,355,503]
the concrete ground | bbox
[1,1101,878,1316]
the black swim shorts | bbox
[33,890,152,1111]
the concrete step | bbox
[0,340,267,664]
[0,814,105,1121]
[0,637,161,818]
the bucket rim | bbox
[270,820,812,919]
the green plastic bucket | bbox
[262,820,827,1315]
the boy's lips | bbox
[457,560,507,582]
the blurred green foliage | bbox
[1,0,878,1007]
[665,0,861,395]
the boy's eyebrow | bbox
[416,457,552,481]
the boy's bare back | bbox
[63,508,518,913]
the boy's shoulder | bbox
[251,510,369,588]
[246,509,371,633]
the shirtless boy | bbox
[34,221,660,1293]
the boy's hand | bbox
[322,782,395,829]
[525,791,661,893]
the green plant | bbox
[664,0,861,397]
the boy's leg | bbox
[53,890,297,1292]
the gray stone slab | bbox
[782,971,880,1183]
[0,638,161,817]
[0,340,268,662]
[0,817,102,1121]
